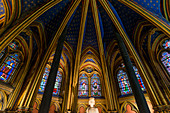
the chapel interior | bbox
[0,0,169,113]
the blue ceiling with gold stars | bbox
[19,0,169,56]
[130,0,162,15]
[82,6,99,52]
[22,0,48,13]
[65,3,82,54]
[37,0,72,43]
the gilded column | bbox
[70,0,89,112]
[90,0,115,111]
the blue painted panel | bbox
[37,0,71,44]
[22,0,48,13]
[130,0,161,15]
[109,0,145,38]
[65,3,82,54]
[82,7,99,52]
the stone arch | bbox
[0,90,7,111]
[120,101,139,113]
[52,102,61,112]
[77,104,88,113]
[96,104,107,113]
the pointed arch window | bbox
[160,39,170,74]
[0,40,22,83]
[161,52,170,74]
[0,53,21,82]
[38,53,63,95]
[117,64,146,95]
[78,74,88,97]
[91,74,101,97]
[133,66,146,91]
[117,70,132,95]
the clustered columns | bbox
[38,26,68,113]
[115,32,151,113]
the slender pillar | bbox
[115,32,150,113]
[38,26,67,113]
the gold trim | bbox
[119,0,170,37]
[91,0,114,110]
[70,0,89,111]
[99,0,162,108]
[0,0,62,53]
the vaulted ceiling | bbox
[0,0,169,62]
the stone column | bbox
[115,32,150,113]
[38,26,67,113]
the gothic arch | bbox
[77,104,88,113]
[0,0,21,35]
[120,101,139,113]
[95,104,107,113]
[0,90,7,111]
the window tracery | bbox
[117,64,146,95]
[78,67,102,97]
[0,41,22,83]
[91,74,101,97]
[117,70,132,95]
[78,74,88,97]
[161,51,170,74]
[38,53,63,95]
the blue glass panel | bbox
[91,74,101,97]
[53,72,62,95]
[0,54,20,82]
[117,70,132,95]
[78,74,88,97]
[162,40,170,49]
[9,42,19,50]
[161,52,170,74]
[133,66,145,91]
[38,60,62,95]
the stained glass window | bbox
[9,41,19,50]
[117,64,146,95]
[39,64,50,92]
[53,71,62,95]
[162,40,170,49]
[117,70,132,95]
[0,53,20,82]
[38,69,62,95]
[78,74,88,97]
[133,66,145,91]
[38,53,62,95]
[85,67,93,73]
[91,74,101,97]
[161,52,170,74]
[0,49,5,59]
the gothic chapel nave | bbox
[0,0,169,113]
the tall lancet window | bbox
[117,70,132,95]
[133,66,146,91]
[161,40,170,74]
[0,41,21,82]
[38,53,62,95]
[117,64,146,95]
[91,74,101,97]
[78,74,88,97]
[0,53,21,82]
